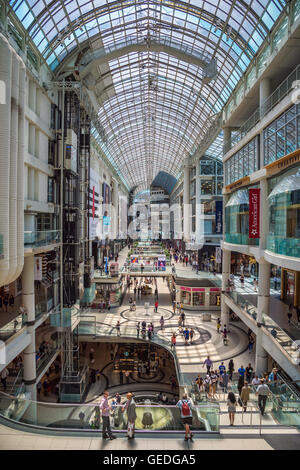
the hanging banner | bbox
[249,188,260,238]
[34,257,43,281]
[215,247,222,264]
[215,201,223,234]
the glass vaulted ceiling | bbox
[9,0,287,192]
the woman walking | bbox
[160,315,165,330]
[228,359,234,381]
[227,392,237,426]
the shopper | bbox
[228,359,234,381]
[221,371,229,393]
[240,381,250,412]
[9,294,14,311]
[176,393,193,441]
[1,368,9,391]
[160,316,165,330]
[100,391,117,440]
[218,362,226,376]
[222,325,228,345]
[189,328,195,344]
[154,300,159,313]
[287,304,293,324]
[136,322,140,338]
[248,336,255,354]
[115,320,121,336]
[227,392,237,426]
[256,379,270,416]
[216,318,221,333]
[245,363,254,382]
[203,356,213,374]
[183,327,190,345]
[122,392,137,439]
[181,311,185,326]
[171,333,176,350]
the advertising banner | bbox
[215,247,222,264]
[102,182,111,236]
[89,168,100,240]
[249,188,260,238]
[215,200,223,234]
[34,257,43,281]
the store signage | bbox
[249,188,260,239]
[192,288,205,292]
[180,286,192,291]
[210,288,221,292]
[215,201,223,234]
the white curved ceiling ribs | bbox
[9,0,287,191]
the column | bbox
[260,78,271,118]
[221,248,231,328]
[183,159,190,243]
[255,259,270,375]
[195,159,203,245]
[22,255,37,416]
[223,127,231,155]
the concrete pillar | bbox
[183,159,190,243]
[22,255,35,323]
[259,178,268,251]
[195,159,203,245]
[257,259,270,322]
[260,78,271,118]
[255,259,270,376]
[223,127,231,155]
[221,248,231,328]
[22,255,37,417]
[255,330,268,377]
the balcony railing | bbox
[225,291,300,364]
[0,392,220,433]
[225,63,300,152]
[24,230,60,248]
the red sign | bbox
[249,188,260,239]
[210,288,221,292]
[192,288,205,292]
[180,286,192,292]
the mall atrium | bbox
[0,0,299,452]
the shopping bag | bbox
[127,421,134,438]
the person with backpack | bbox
[181,311,185,326]
[183,327,190,345]
[176,393,193,441]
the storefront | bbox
[281,268,300,307]
[93,277,126,307]
[175,279,221,311]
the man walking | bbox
[99,391,117,440]
[203,356,213,374]
[122,392,137,439]
[256,378,270,416]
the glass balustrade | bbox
[225,291,300,362]
[0,392,220,433]
[78,317,184,385]
[0,314,27,342]
[24,230,60,248]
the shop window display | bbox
[267,168,300,258]
[225,188,259,246]
[193,292,205,306]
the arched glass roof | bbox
[9,0,287,191]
